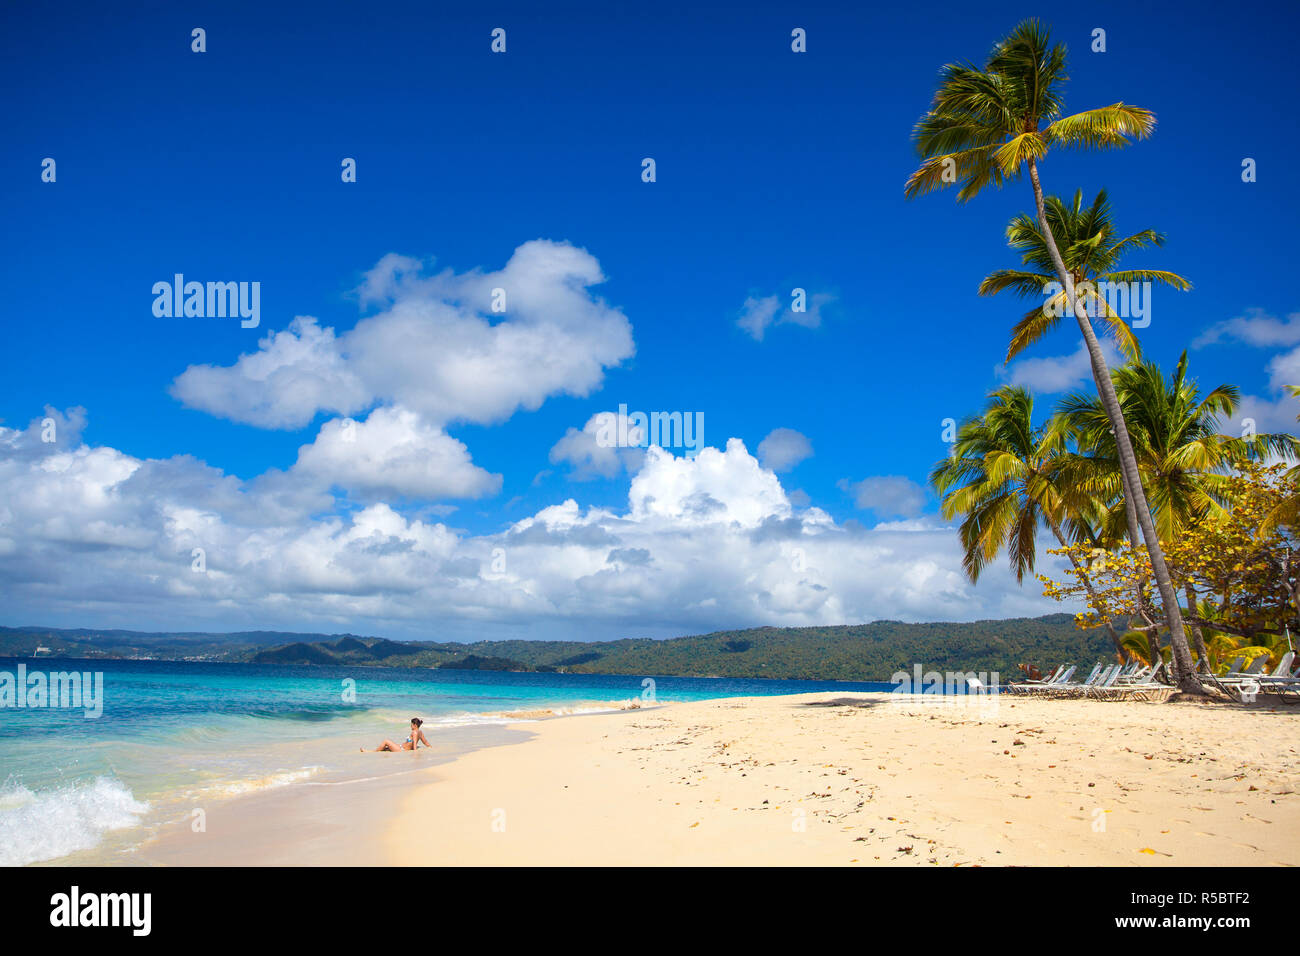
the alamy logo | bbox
[594,404,704,457]
[50,886,151,936]
[1041,279,1152,329]
[890,664,1000,710]
[152,274,261,328]
[0,664,103,718]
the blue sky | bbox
[2,0,1299,640]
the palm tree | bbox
[981,189,1193,667]
[930,385,1129,660]
[904,19,1202,691]
[1060,352,1299,662]
[979,189,1190,364]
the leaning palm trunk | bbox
[1026,159,1201,694]
[1119,470,1164,671]
[1043,512,1128,662]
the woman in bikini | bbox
[362,717,431,752]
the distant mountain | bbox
[251,635,440,666]
[0,614,1112,681]
[0,626,385,661]
[252,642,346,666]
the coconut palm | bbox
[904,19,1202,691]
[980,189,1191,364]
[1121,629,1160,667]
[930,385,1129,659]
[982,190,1193,666]
[1060,352,1300,661]
[1062,354,1296,540]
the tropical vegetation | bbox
[910,19,1300,696]
[931,339,1300,684]
[915,14,1206,686]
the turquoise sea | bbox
[0,657,896,866]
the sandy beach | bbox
[383,692,1300,866]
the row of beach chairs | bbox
[1202,651,1299,702]
[1007,661,1175,702]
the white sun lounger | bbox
[1088,662,1175,701]
[1008,664,1071,695]
[1206,653,1294,702]
[1257,651,1299,699]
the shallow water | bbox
[0,657,896,865]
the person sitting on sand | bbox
[362,717,431,752]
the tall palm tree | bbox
[981,189,1193,666]
[904,19,1202,691]
[1060,352,1299,661]
[930,385,1129,660]
[979,189,1191,364]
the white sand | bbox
[385,692,1300,866]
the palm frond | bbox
[1045,104,1156,149]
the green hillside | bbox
[1,615,1112,681]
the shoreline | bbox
[70,689,1300,866]
[118,723,534,866]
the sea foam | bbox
[489,698,659,720]
[0,776,149,866]
[181,766,326,800]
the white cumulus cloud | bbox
[628,439,792,528]
[548,410,646,480]
[170,240,635,431]
[0,407,1069,641]
[291,406,501,501]
[170,317,370,430]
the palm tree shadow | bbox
[799,697,882,710]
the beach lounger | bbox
[1007,664,1069,695]
[1115,664,1153,684]
[1083,664,1121,699]
[1086,662,1176,701]
[1032,664,1066,686]
[1015,664,1080,696]
[1231,655,1270,677]
[1257,652,1299,699]
[1262,650,1295,677]
[1029,665,1092,702]
[1041,662,1112,698]
[1113,682,1176,702]
[1261,676,1300,701]
[1205,653,1292,702]
[1046,664,1077,686]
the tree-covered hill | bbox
[0,614,1114,681]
